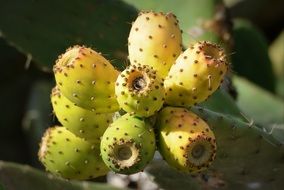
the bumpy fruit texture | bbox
[156,107,217,173]
[100,113,156,174]
[115,64,165,117]
[38,126,109,180]
[128,11,182,79]
[53,45,119,113]
[51,86,113,143]
[164,41,228,106]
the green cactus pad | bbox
[53,45,119,113]
[156,106,216,173]
[0,0,137,70]
[128,11,182,78]
[100,113,156,174]
[164,41,228,107]
[38,126,109,180]
[115,64,165,117]
[51,86,113,143]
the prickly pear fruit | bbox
[164,41,228,106]
[128,11,182,78]
[156,107,217,173]
[100,113,156,174]
[38,126,109,180]
[51,86,113,143]
[53,45,119,113]
[115,64,165,117]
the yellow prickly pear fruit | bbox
[38,126,109,180]
[53,45,119,113]
[115,64,165,117]
[164,41,229,106]
[156,107,217,173]
[128,11,182,79]
[51,86,113,143]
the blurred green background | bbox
[0,0,283,189]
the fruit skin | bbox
[51,86,113,143]
[128,11,182,79]
[115,64,165,117]
[156,107,217,173]
[38,126,109,180]
[164,41,229,106]
[53,45,119,113]
[100,113,156,174]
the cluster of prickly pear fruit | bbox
[38,10,229,180]
[39,45,121,180]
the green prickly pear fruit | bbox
[51,86,113,143]
[53,45,119,113]
[164,41,229,106]
[100,113,156,174]
[156,107,217,173]
[115,64,165,117]
[38,126,109,180]
[128,11,182,79]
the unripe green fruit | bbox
[100,113,156,174]
[156,107,217,173]
[164,41,229,106]
[53,45,119,113]
[115,64,165,117]
[51,86,113,143]
[128,11,182,78]
[38,126,109,180]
